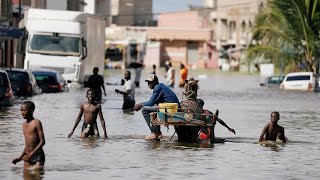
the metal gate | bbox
[187,41,198,65]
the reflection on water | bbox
[23,170,45,180]
[1,70,320,179]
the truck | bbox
[21,8,106,85]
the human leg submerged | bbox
[24,150,45,171]
[122,99,135,110]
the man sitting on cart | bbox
[134,74,180,140]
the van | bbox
[280,72,315,91]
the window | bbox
[29,34,81,56]
[7,71,28,82]
[286,75,311,81]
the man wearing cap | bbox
[134,74,180,140]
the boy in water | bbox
[197,99,235,142]
[68,89,108,139]
[259,111,287,143]
[12,101,46,170]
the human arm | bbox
[278,127,287,143]
[98,105,108,139]
[259,124,268,142]
[101,84,106,96]
[143,86,162,106]
[68,104,84,138]
[12,146,27,164]
[171,69,175,80]
[217,118,236,134]
[22,120,46,162]
[134,103,143,111]
[115,89,131,96]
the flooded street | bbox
[1,69,320,180]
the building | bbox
[205,0,264,70]
[147,10,215,68]
[110,0,152,26]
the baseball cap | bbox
[145,74,158,82]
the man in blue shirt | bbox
[134,74,179,140]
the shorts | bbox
[123,99,135,110]
[28,149,45,165]
[81,123,99,137]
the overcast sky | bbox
[153,0,204,13]
[45,0,204,14]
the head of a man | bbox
[271,111,280,124]
[180,63,185,69]
[21,101,35,119]
[124,70,131,80]
[93,67,99,74]
[197,99,204,108]
[86,89,96,102]
[145,74,159,89]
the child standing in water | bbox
[259,111,287,143]
[68,89,108,139]
[12,101,46,170]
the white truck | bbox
[22,8,105,85]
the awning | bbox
[0,25,23,39]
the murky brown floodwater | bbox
[1,69,319,180]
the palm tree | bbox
[247,0,320,91]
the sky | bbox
[25,0,205,16]
[153,0,204,13]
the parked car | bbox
[32,69,69,93]
[260,75,285,88]
[5,68,41,96]
[280,72,317,91]
[0,70,14,107]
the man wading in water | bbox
[68,89,108,139]
[259,111,287,143]
[12,101,46,170]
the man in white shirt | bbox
[115,70,136,110]
[165,62,175,88]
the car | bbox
[280,72,317,91]
[0,70,14,107]
[260,75,285,88]
[32,69,69,93]
[4,68,41,96]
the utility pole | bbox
[18,0,22,18]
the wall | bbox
[144,42,160,68]
[161,40,187,66]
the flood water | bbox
[1,69,319,180]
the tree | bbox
[247,0,320,91]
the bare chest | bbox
[83,104,99,114]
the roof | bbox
[2,68,29,72]
[286,72,313,76]
[32,69,60,75]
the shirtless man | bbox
[12,101,46,170]
[68,89,108,139]
[259,111,287,143]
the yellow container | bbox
[159,103,178,113]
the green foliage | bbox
[247,0,320,73]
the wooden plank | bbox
[151,112,213,127]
